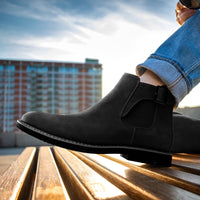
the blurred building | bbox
[0,59,102,146]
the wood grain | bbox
[172,157,200,175]
[0,147,36,200]
[53,147,132,200]
[100,154,200,195]
[173,154,200,164]
[1,147,200,200]
[32,147,70,200]
[70,151,200,200]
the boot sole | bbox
[16,120,172,167]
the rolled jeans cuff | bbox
[136,57,188,105]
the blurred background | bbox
[0,0,199,147]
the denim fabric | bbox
[136,10,200,105]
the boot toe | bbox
[19,111,77,139]
[19,111,60,136]
[20,111,47,128]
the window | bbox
[6,65,15,71]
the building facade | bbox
[0,59,102,135]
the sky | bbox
[0,0,199,107]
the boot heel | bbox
[121,149,172,167]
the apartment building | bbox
[0,59,102,136]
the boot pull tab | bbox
[154,86,168,104]
[154,86,175,106]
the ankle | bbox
[140,70,165,86]
[140,70,177,110]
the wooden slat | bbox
[0,147,36,200]
[172,160,200,175]
[1,147,199,200]
[172,155,200,175]
[53,147,132,200]
[70,151,200,200]
[32,147,70,200]
[173,154,200,164]
[99,154,200,195]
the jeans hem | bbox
[136,58,189,105]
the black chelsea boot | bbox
[17,73,176,166]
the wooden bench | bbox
[0,146,200,200]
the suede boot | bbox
[17,73,177,166]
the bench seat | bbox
[0,146,200,200]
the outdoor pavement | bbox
[0,147,24,175]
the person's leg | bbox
[136,10,200,106]
[140,70,165,86]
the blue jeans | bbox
[136,10,200,105]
